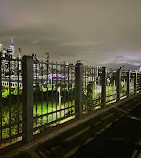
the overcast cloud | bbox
[0,0,141,67]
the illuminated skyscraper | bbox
[7,37,15,57]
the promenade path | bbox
[0,94,141,158]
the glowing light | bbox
[11,37,14,46]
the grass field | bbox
[0,101,75,139]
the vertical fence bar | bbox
[116,69,121,102]
[134,72,137,94]
[63,62,66,117]
[56,62,58,120]
[46,60,49,123]
[70,66,73,112]
[22,56,33,143]
[140,74,141,91]
[51,61,53,121]
[127,70,130,98]
[0,53,2,140]
[67,64,70,111]
[41,62,43,125]
[17,58,20,134]
[101,67,106,108]
[8,58,12,138]
[75,61,83,118]
[35,62,38,125]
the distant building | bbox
[32,53,40,77]
[0,39,16,76]
[7,38,15,57]
[0,44,2,51]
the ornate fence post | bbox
[22,56,33,143]
[75,60,83,119]
[116,69,121,102]
[127,70,130,98]
[101,67,106,108]
[134,72,137,94]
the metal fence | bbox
[0,55,141,149]
[33,60,75,134]
[82,66,102,113]
[120,71,127,99]
[106,70,117,104]
[0,56,23,147]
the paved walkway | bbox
[71,106,141,158]
[1,95,141,158]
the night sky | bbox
[0,0,141,68]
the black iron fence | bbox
[106,70,117,104]
[0,56,23,147]
[82,66,102,113]
[32,60,75,135]
[0,55,141,148]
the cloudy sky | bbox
[0,0,141,67]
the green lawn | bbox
[0,100,75,139]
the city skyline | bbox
[0,0,141,68]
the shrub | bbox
[2,89,9,98]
